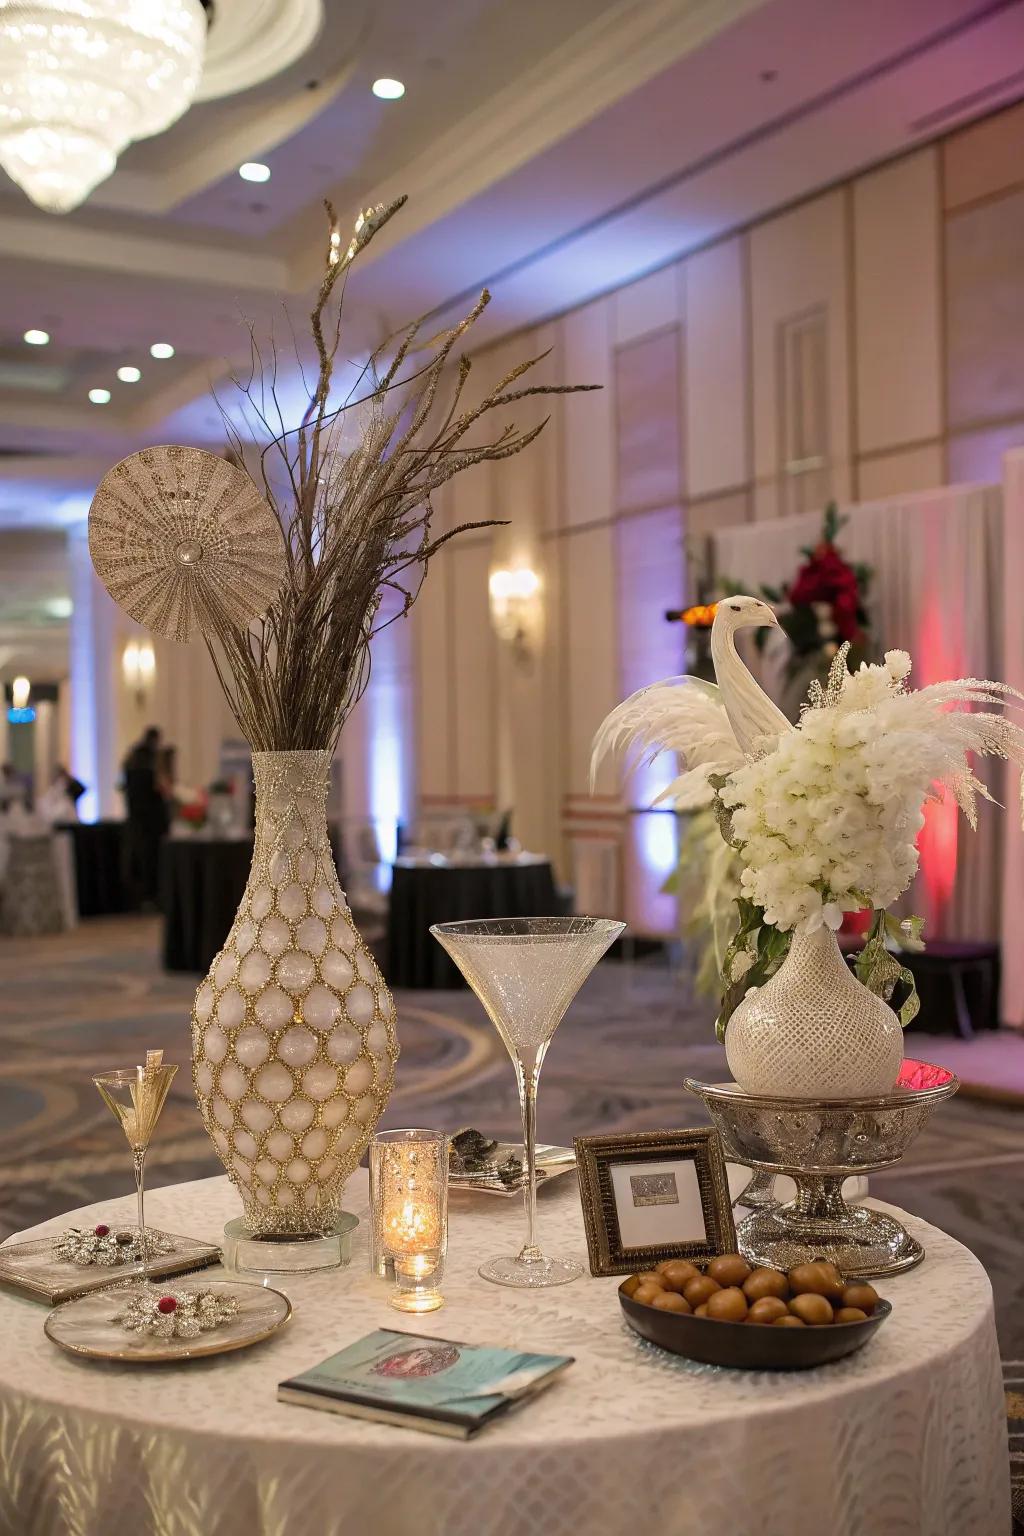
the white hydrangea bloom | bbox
[718,652,1024,935]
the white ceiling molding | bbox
[287,0,771,287]
[88,60,355,218]
[0,211,289,292]
[197,0,324,101]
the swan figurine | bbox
[591,595,792,803]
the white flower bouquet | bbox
[594,598,1024,1055]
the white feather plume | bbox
[590,676,745,810]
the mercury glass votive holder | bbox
[370,1129,449,1313]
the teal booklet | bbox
[278,1328,574,1439]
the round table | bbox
[387,856,560,987]
[58,820,129,918]
[160,834,254,973]
[0,1174,1009,1535]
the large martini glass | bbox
[93,1052,178,1282]
[431,916,624,1287]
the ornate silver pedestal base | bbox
[734,1168,778,1211]
[685,1061,958,1280]
[736,1179,924,1278]
[222,1213,358,1275]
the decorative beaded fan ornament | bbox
[88,445,286,643]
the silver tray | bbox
[449,1144,576,1198]
[0,1228,221,1305]
[44,1278,291,1363]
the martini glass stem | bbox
[132,1146,148,1280]
[516,1051,544,1263]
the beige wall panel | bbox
[532,321,562,534]
[413,542,453,800]
[143,633,235,791]
[615,505,683,936]
[561,296,614,528]
[752,478,780,522]
[943,101,1024,212]
[613,263,681,344]
[450,539,497,800]
[946,188,1024,428]
[853,149,942,453]
[615,325,682,513]
[749,190,851,497]
[687,489,751,557]
[948,420,1024,485]
[684,236,748,497]
[565,525,618,797]
[857,444,944,500]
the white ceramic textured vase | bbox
[724,926,903,1099]
[191,749,398,1236]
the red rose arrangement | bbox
[730,503,873,679]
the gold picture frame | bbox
[574,1128,737,1276]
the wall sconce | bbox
[489,567,541,661]
[123,639,155,707]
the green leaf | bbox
[854,909,923,1027]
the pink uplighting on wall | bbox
[914,588,964,930]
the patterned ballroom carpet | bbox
[3,916,1024,1514]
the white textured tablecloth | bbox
[0,1173,1009,1536]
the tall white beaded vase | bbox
[724,925,903,1100]
[191,750,398,1237]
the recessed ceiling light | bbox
[372,78,405,100]
[23,328,49,346]
[88,387,110,405]
[150,342,174,359]
[239,162,271,183]
[117,365,141,383]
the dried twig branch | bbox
[207,195,597,750]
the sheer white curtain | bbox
[1000,450,1024,1025]
[712,484,1004,943]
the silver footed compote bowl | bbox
[431,916,624,1287]
[685,1060,959,1278]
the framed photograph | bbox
[573,1129,737,1276]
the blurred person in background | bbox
[122,727,169,909]
[37,765,86,824]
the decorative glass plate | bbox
[0,1228,221,1305]
[449,1144,576,1198]
[44,1278,291,1363]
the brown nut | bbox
[773,1315,806,1327]
[620,1275,642,1298]
[651,1290,692,1314]
[747,1296,789,1325]
[706,1253,751,1287]
[693,1302,709,1317]
[706,1286,748,1322]
[788,1292,834,1326]
[810,1259,846,1300]
[683,1275,722,1308]
[658,1260,700,1293]
[742,1267,790,1303]
[633,1283,663,1306]
[834,1306,869,1324]
[787,1262,835,1297]
[840,1283,879,1315]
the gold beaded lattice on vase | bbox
[88,445,287,642]
[191,750,399,1237]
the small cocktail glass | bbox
[93,1052,177,1280]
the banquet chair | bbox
[341,819,389,943]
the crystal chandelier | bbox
[0,0,208,214]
